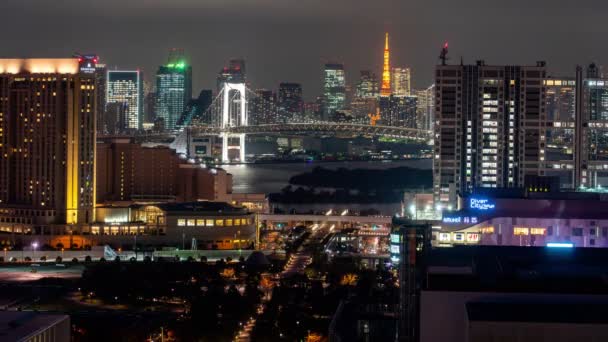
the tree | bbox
[340,273,358,286]
[221,268,235,279]
[72,257,79,263]
[199,255,207,263]
[143,256,152,263]
[84,255,92,263]
[55,256,62,263]
[114,256,121,262]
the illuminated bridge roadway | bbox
[257,213,393,228]
[188,122,432,141]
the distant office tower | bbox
[176,89,213,128]
[107,70,143,132]
[379,95,417,127]
[155,50,192,131]
[144,91,157,124]
[356,70,379,98]
[392,67,411,96]
[380,33,391,97]
[217,58,246,91]
[412,85,435,130]
[250,89,276,125]
[278,83,303,122]
[544,77,576,188]
[351,97,378,124]
[0,58,97,225]
[434,61,546,206]
[323,63,346,120]
[304,100,322,121]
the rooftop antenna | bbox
[439,42,449,66]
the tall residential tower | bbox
[155,49,193,131]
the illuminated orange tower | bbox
[380,32,391,96]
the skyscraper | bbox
[355,70,379,98]
[380,33,391,97]
[0,58,97,225]
[250,89,276,125]
[217,58,246,91]
[278,83,303,122]
[323,63,346,121]
[434,61,546,206]
[94,62,107,134]
[412,85,435,131]
[155,50,192,131]
[107,70,143,132]
[392,67,411,96]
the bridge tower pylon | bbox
[220,82,248,162]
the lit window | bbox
[480,227,495,234]
[206,219,214,227]
[177,219,185,226]
[234,219,241,225]
[216,219,224,226]
[514,227,529,235]
[530,228,546,235]
[187,219,195,226]
[196,219,205,226]
[226,219,233,226]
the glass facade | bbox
[107,70,143,130]
[323,63,346,121]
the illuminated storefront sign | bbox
[390,234,401,244]
[442,215,478,224]
[439,233,450,242]
[454,233,464,241]
[467,233,480,242]
[469,198,496,211]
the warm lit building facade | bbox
[0,58,97,225]
[392,67,411,97]
[433,61,547,206]
[96,138,232,204]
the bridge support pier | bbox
[221,133,246,163]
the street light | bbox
[32,242,38,261]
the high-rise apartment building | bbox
[323,63,346,120]
[0,58,97,225]
[578,64,608,188]
[94,62,107,134]
[278,83,303,122]
[544,77,576,188]
[379,95,417,127]
[433,61,546,206]
[107,70,143,132]
[155,50,192,131]
[392,67,411,97]
[249,89,276,125]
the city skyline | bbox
[4,0,608,100]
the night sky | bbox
[2,0,607,99]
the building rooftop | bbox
[0,311,68,341]
[156,201,248,215]
[424,246,608,294]
[466,298,608,324]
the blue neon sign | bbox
[469,198,496,211]
[442,216,478,224]
[547,242,574,248]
